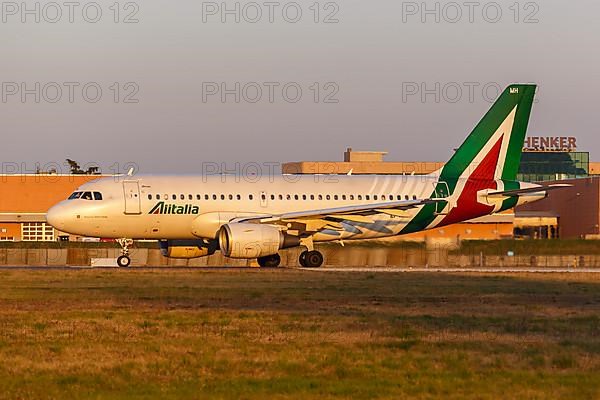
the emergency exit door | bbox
[123,181,141,214]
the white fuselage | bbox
[48,174,440,241]
[47,174,542,242]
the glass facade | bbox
[517,151,589,182]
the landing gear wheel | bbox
[257,254,281,268]
[299,250,323,268]
[117,255,131,268]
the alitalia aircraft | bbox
[47,84,567,267]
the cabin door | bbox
[123,181,142,215]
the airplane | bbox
[46,84,569,268]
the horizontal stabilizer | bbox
[487,184,572,198]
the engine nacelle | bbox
[219,223,300,259]
[159,239,218,259]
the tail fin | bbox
[438,84,536,182]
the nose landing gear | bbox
[116,238,133,267]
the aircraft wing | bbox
[486,184,572,198]
[231,198,442,227]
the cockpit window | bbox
[68,191,103,200]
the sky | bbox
[1,0,599,174]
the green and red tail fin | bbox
[437,84,537,185]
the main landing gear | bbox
[257,253,281,268]
[299,250,324,268]
[298,237,324,268]
[116,238,133,267]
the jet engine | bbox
[218,223,300,259]
[159,239,218,259]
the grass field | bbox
[0,269,599,399]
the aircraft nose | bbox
[46,202,69,231]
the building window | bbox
[22,222,54,242]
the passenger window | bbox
[397,195,402,200]
[358,195,362,200]
[405,195,409,200]
[262,194,267,200]
[197,194,201,200]
[342,195,346,200]
[205,195,209,200]
[286,194,291,200]
[302,195,307,200]
[147,194,152,200]
[294,195,299,200]
[366,195,370,201]
[334,195,338,200]
[374,195,378,201]
[381,195,386,200]
[221,194,225,200]
[310,194,315,200]
[189,194,193,200]
[229,194,233,200]
[213,194,217,200]
[413,195,417,200]
[326,195,331,200]
[279,194,283,200]
[180,194,185,200]
[172,194,177,200]
[318,195,323,200]
[249,194,254,200]
[350,195,354,200]
[271,194,275,200]
[236,194,241,200]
